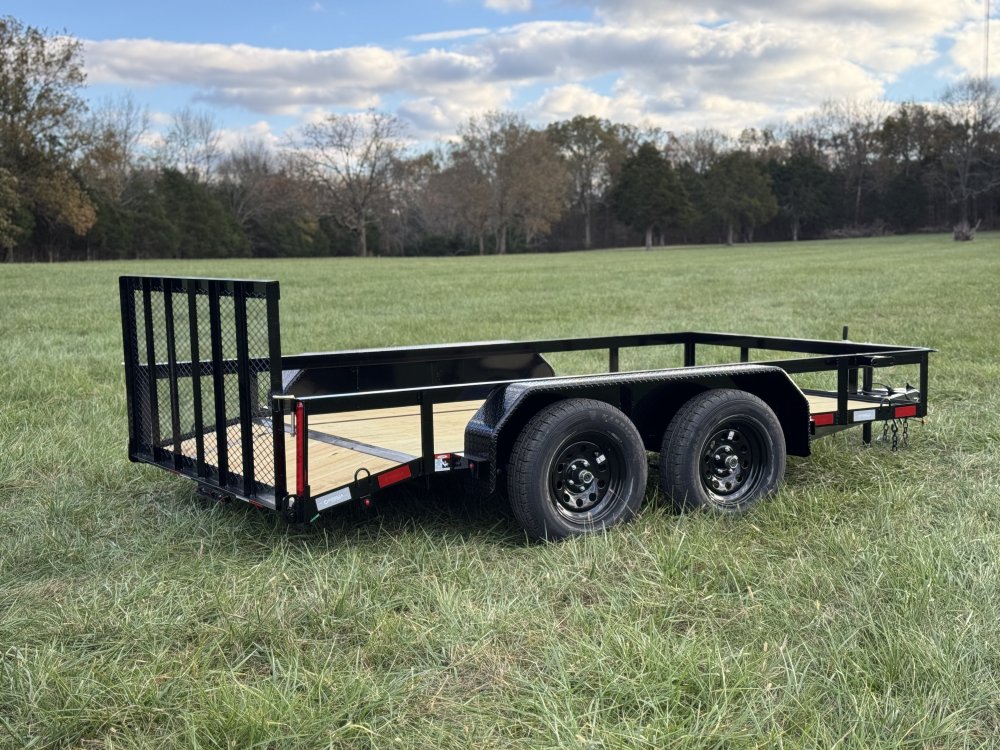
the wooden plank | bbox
[300,400,483,459]
[300,400,483,493]
[805,395,873,413]
[305,443,397,491]
[173,401,484,498]
[177,422,400,495]
[181,423,272,474]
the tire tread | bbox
[660,389,784,513]
[508,398,646,541]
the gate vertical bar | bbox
[266,283,287,505]
[208,281,229,486]
[119,277,140,460]
[141,278,161,456]
[163,282,183,468]
[187,282,206,477]
[233,283,256,497]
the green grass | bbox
[1,234,999,749]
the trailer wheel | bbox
[507,398,647,541]
[660,389,785,514]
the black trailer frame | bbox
[120,275,933,536]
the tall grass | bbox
[1,234,999,748]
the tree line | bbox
[3,15,1000,263]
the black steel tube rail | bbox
[187,285,206,477]
[282,332,691,370]
[283,330,932,372]
[267,288,287,506]
[141,279,161,457]
[147,357,265,379]
[163,286,183,469]
[208,283,229,486]
[686,331,933,356]
[118,277,140,459]
[294,348,930,418]
[234,289,255,496]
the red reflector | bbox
[895,404,917,419]
[377,465,412,489]
[295,401,307,496]
[812,413,835,427]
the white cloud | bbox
[586,0,978,33]
[81,0,988,142]
[948,18,998,81]
[485,0,533,13]
[530,83,619,121]
[408,27,491,42]
[214,120,282,154]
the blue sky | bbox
[5,1,994,146]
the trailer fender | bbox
[465,364,810,494]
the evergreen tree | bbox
[610,142,690,249]
[768,154,833,241]
[706,152,778,245]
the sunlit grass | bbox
[1,233,999,748]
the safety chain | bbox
[880,418,910,452]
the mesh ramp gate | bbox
[119,276,286,507]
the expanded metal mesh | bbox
[121,277,282,502]
[245,294,275,492]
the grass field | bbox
[1,234,999,749]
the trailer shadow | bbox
[312,476,527,546]
[190,476,524,547]
[194,472,673,548]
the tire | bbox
[507,398,648,541]
[660,389,785,514]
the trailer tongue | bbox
[119,275,932,541]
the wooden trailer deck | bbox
[297,400,483,493]
[178,393,876,497]
[177,400,484,496]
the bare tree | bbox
[937,77,1000,236]
[159,106,221,179]
[290,110,405,257]
[424,149,494,254]
[671,129,732,173]
[458,111,567,253]
[813,99,890,227]
[217,138,278,230]
[379,151,438,255]
[547,116,618,249]
[80,92,150,204]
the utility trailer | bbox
[119,275,933,541]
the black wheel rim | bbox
[699,418,768,508]
[548,433,625,524]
